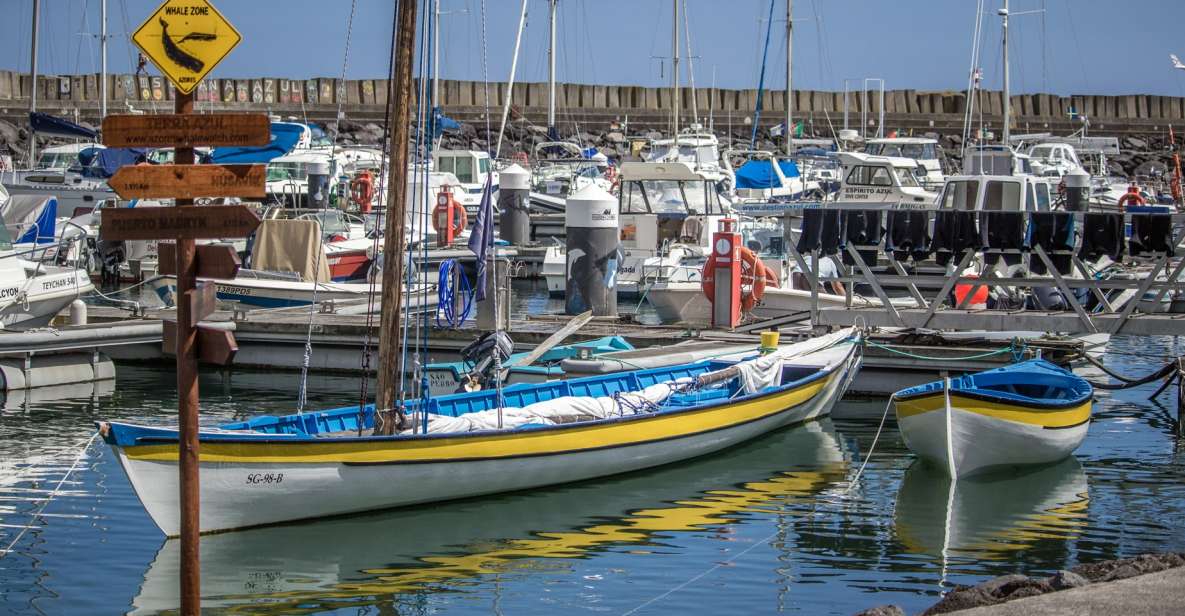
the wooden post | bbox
[172,90,201,615]
[374,0,419,434]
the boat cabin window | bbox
[939,179,980,210]
[846,165,893,187]
[621,180,722,215]
[35,151,79,171]
[437,156,475,184]
[982,180,1022,211]
[1030,145,1054,160]
[896,167,921,188]
[1034,182,1052,211]
[267,162,308,182]
[478,157,491,176]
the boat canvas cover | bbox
[735,159,801,189]
[249,219,331,283]
[90,148,149,178]
[209,123,304,164]
[28,111,97,140]
[1,195,57,244]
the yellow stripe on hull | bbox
[123,374,833,464]
[895,393,1090,429]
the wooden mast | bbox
[375,0,419,434]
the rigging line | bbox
[963,0,985,145]
[0,433,98,560]
[682,0,698,128]
[843,396,892,492]
[1062,0,1090,92]
[399,0,430,406]
[750,0,777,149]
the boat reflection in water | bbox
[894,457,1089,575]
[131,419,848,614]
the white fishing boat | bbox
[893,360,1093,478]
[862,137,948,189]
[98,329,862,535]
[0,221,93,329]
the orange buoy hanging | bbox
[700,246,774,312]
[1116,184,1147,210]
[350,170,375,213]
[954,275,989,309]
[432,185,468,246]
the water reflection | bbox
[132,420,848,614]
[894,458,1089,573]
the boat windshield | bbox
[865,142,936,160]
[647,144,719,165]
[1029,145,1056,161]
[436,155,477,184]
[35,151,78,170]
[896,167,921,188]
[267,162,308,182]
[621,179,721,215]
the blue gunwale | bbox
[893,359,1092,410]
[99,347,855,448]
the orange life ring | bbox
[700,247,777,312]
[432,186,468,237]
[954,275,989,308]
[350,171,375,212]
[1116,185,1146,210]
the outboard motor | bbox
[458,331,514,392]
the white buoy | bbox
[69,299,87,326]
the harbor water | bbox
[2,334,1184,614]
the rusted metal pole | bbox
[375,0,419,433]
[173,90,201,614]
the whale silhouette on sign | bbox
[159,18,214,73]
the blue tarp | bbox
[735,159,800,189]
[209,122,304,164]
[87,148,149,178]
[1,195,57,244]
[29,112,97,140]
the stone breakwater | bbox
[1,112,1179,182]
[852,552,1185,616]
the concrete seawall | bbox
[1,71,1182,136]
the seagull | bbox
[1172,54,1185,70]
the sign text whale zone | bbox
[100,205,261,241]
[108,164,265,200]
[131,0,242,95]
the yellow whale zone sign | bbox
[131,0,241,95]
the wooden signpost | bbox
[101,113,269,148]
[110,0,251,612]
[107,165,266,200]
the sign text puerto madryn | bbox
[131,0,242,94]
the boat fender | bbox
[700,246,776,312]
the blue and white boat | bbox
[98,329,861,536]
[893,360,1093,478]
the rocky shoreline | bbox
[853,552,1185,616]
[2,115,1180,181]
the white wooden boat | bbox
[98,329,862,536]
[893,360,1093,478]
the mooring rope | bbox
[864,339,1020,362]
[844,396,894,493]
[1082,355,1178,391]
[0,433,98,559]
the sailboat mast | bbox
[375,0,420,433]
[28,0,40,166]
[1000,0,1010,144]
[785,0,793,155]
[432,0,440,106]
[100,0,107,119]
[672,0,680,152]
[547,0,557,135]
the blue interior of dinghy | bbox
[213,357,829,438]
[894,359,1092,407]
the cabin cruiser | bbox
[432,150,498,215]
[723,149,825,203]
[833,152,940,207]
[529,142,614,198]
[543,160,733,297]
[3,144,116,218]
[863,137,947,189]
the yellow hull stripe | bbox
[122,373,834,464]
[895,393,1091,429]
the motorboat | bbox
[862,137,948,189]
[529,141,614,199]
[893,359,1092,478]
[723,149,825,203]
[0,217,94,329]
[97,329,862,535]
[432,150,499,215]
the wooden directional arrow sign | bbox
[102,113,269,148]
[157,243,242,279]
[108,164,265,200]
[132,0,242,94]
[163,320,238,365]
[101,205,260,241]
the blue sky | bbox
[4,0,1185,96]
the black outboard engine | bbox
[458,331,514,392]
[96,239,125,290]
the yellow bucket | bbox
[760,331,780,354]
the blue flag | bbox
[467,175,495,302]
